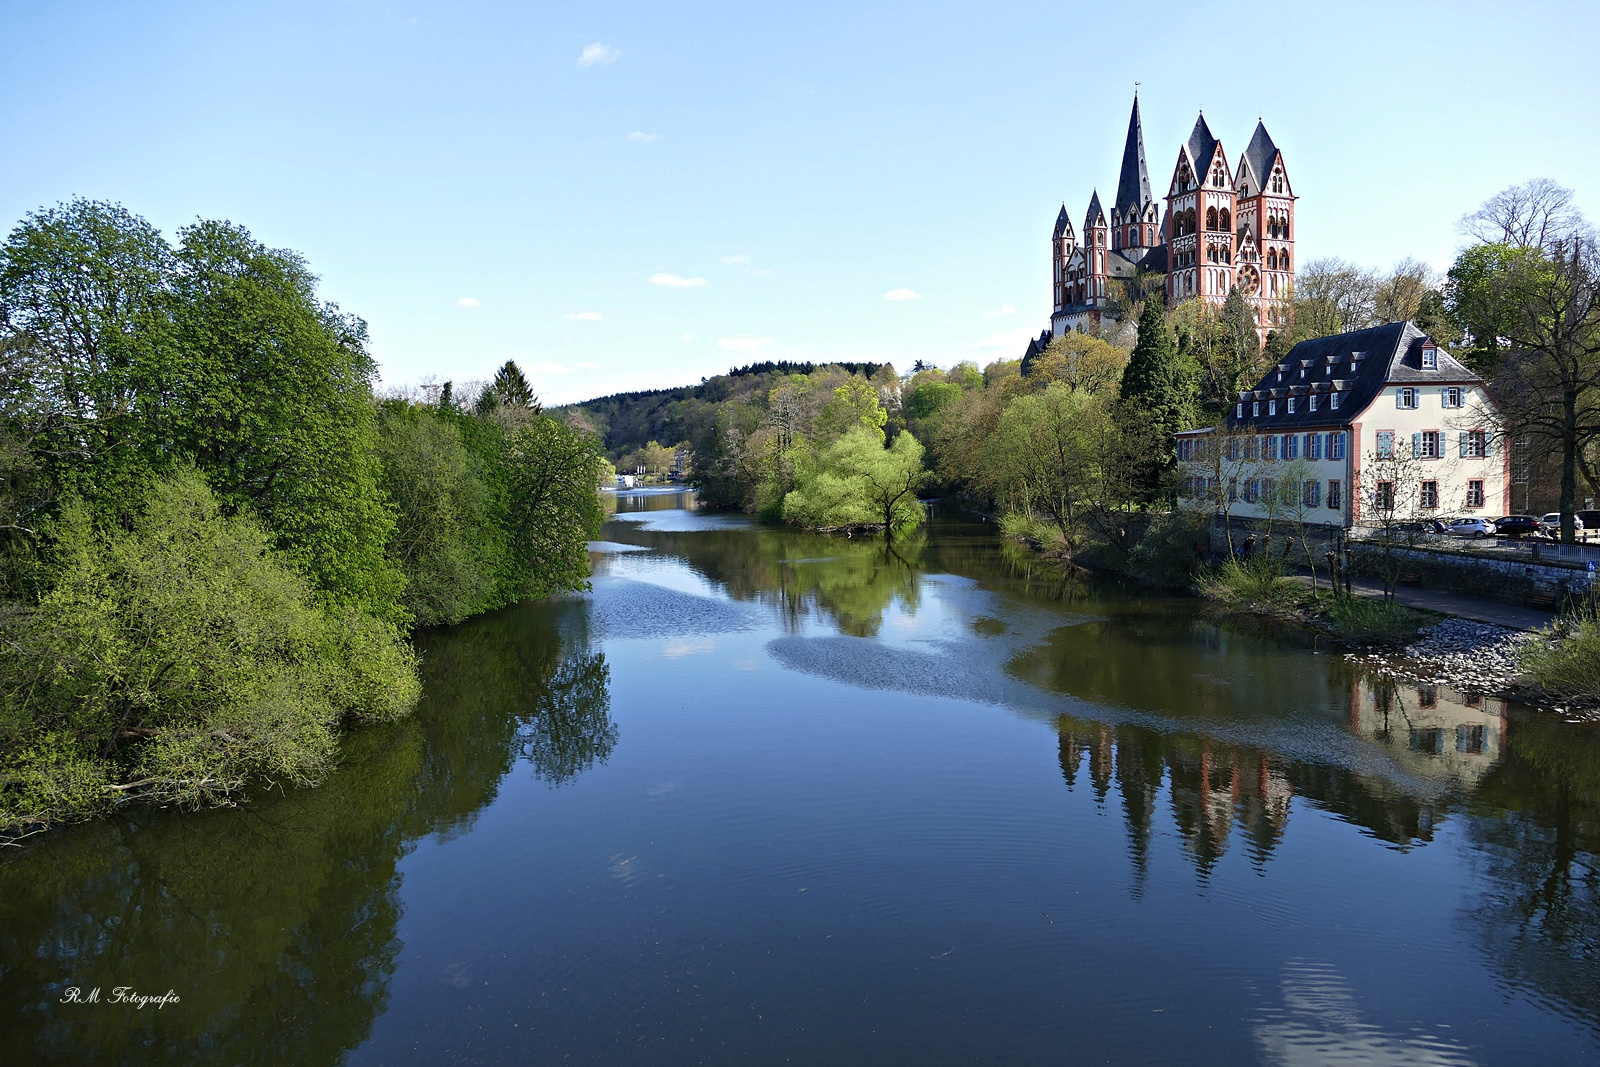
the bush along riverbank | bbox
[0,200,605,838]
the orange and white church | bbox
[1043,96,1296,342]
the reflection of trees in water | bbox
[0,597,613,1065]
[606,523,925,637]
[1059,720,1292,890]
[518,650,615,785]
[1461,713,1600,1033]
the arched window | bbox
[1266,250,1277,271]
[1219,208,1231,232]
[1281,219,1290,240]
[1280,251,1290,272]
[1146,226,1153,243]
[1206,207,1218,230]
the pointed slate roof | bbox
[1053,204,1072,238]
[1114,96,1152,216]
[1185,113,1219,170]
[1084,190,1106,230]
[1240,121,1279,188]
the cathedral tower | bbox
[1233,121,1296,333]
[1110,95,1159,262]
[1083,191,1109,308]
[1052,204,1075,313]
[1164,113,1236,309]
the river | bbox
[2,491,1597,1065]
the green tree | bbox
[501,416,607,599]
[374,400,500,626]
[982,384,1104,553]
[477,360,539,416]
[0,198,175,511]
[0,470,419,830]
[782,427,929,537]
[1121,297,1195,434]
[169,220,403,617]
[816,379,887,443]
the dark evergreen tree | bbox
[1120,298,1193,434]
[491,360,537,411]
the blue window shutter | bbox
[1413,432,1422,457]
[1459,431,1468,458]
[1484,436,1494,457]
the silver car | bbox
[1539,512,1586,536]
[1445,517,1496,539]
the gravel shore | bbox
[1342,618,1599,721]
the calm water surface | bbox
[4,492,1599,1065]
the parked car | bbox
[1577,509,1600,531]
[1493,515,1540,538]
[1444,517,1496,539]
[1538,512,1586,537]
[1382,520,1445,540]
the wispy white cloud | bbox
[529,361,573,375]
[626,131,659,143]
[578,42,618,66]
[883,288,921,301]
[456,296,481,308]
[575,361,602,370]
[716,335,774,352]
[721,253,752,264]
[973,326,1034,350]
[984,303,1017,317]
[650,272,707,288]
[563,311,603,321]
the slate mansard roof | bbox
[1216,321,1483,432]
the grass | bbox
[1197,559,1303,613]
[1318,594,1426,642]
[1522,594,1600,702]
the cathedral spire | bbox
[1114,94,1152,217]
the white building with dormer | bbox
[1175,321,1508,528]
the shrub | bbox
[1128,510,1211,587]
[1521,618,1600,702]
[1320,595,1423,642]
[1198,558,1301,612]
[0,470,420,833]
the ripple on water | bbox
[588,577,766,640]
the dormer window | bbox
[1252,402,1260,417]
[1330,391,1341,411]
[1268,399,1277,416]
[1236,402,1243,418]
[1421,344,1438,370]
[1309,395,1319,412]
[1287,396,1297,414]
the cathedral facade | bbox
[1046,97,1296,343]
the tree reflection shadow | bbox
[0,596,615,1066]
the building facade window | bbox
[1418,430,1441,459]
[1466,480,1485,508]
[1268,399,1277,416]
[1445,386,1464,408]
[1304,480,1321,508]
[1287,396,1297,414]
[1284,433,1299,460]
[1251,401,1260,417]
[1398,387,1418,409]
[1266,435,1280,460]
[1376,430,1395,459]
[1306,433,1323,460]
[1330,391,1341,410]
[1463,429,1488,458]
[1327,432,1346,460]
[1376,481,1395,510]
[1420,481,1439,509]
[1328,479,1342,509]
[1228,477,1238,502]
[1421,346,1438,370]
[1244,479,1259,503]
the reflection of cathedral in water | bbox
[1058,678,1513,881]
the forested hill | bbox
[554,361,887,462]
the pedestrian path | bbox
[1312,574,1556,631]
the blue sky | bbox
[2,1,1596,404]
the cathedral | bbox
[1043,96,1296,346]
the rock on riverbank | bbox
[1341,618,1600,719]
